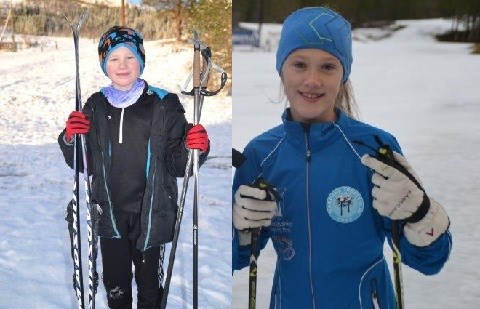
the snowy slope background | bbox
[232,19,480,308]
[0,33,232,307]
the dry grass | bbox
[473,43,480,54]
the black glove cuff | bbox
[404,194,431,224]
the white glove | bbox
[361,151,449,246]
[361,152,426,221]
[233,185,277,245]
[404,198,449,247]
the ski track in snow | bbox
[233,19,480,308]
[0,35,231,308]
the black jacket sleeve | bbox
[164,94,208,177]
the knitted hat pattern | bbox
[276,7,353,83]
[98,26,145,75]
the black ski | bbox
[64,11,96,309]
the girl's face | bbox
[282,49,343,123]
[105,46,141,91]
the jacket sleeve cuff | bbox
[62,132,73,146]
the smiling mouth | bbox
[299,91,325,99]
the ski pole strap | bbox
[182,34,227,97]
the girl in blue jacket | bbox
[232,7,451,309]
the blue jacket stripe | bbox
[146,139,151,178]
[143,172,155,251]
[148,86,169,99]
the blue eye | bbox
[293,61,307,69]
[322,63,336,71]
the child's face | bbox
[282,49,343,123]
[105,46,141,91]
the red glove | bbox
[65,111,90,143]
[186,124,209,153]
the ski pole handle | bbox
[253,177,281,202]
[193,34,201,89]
[232,148,246,169]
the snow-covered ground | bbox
[233,19,480,308]
[0,33,231,308]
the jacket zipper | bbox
[303,124,316,308]
[119,108,125,144]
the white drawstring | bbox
[333,122,362,161]
[119,108,125,144]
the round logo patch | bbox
[326,186,364,223]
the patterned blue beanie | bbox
[276,7,353,83]
[98,26,145,75]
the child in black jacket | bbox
[58,26,209,308]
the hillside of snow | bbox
[0,34,231,308]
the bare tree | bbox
[141,0,187,41]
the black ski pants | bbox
[100,211,163,309]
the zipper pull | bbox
[119,108,125,144]
[371,278,380,309]
[302,123,312,162]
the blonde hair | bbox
[335,80,359,119]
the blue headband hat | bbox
[276,7,353,83]
[98,26,145,75]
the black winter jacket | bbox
[59,84,207,251]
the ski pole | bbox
[376,145,404,309]
[191,31,202,309]
[232,149,280,309]
[391,221,404,309]
[248,228,260,309]
[160,32,227,309]
[248,178,280,309]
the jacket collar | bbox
[281,108,350,152]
